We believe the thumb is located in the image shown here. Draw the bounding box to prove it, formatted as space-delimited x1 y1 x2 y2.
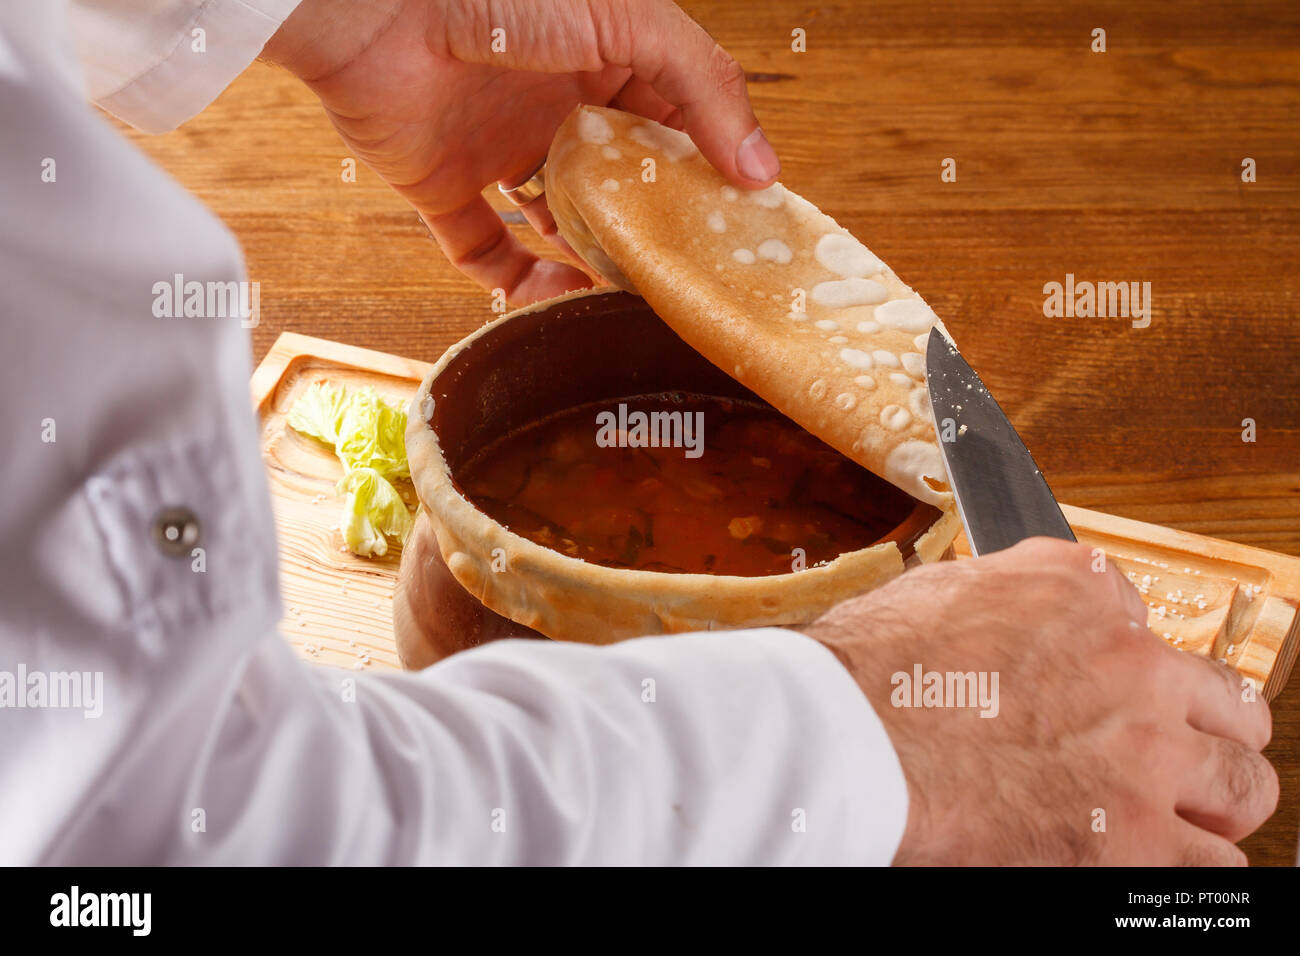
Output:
602 0 780 187
448 0 781 188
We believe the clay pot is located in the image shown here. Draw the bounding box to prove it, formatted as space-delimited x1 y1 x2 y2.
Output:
396 289 958 669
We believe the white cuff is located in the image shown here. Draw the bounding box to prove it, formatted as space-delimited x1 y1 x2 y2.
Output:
71 0 302 132
737 628 911 864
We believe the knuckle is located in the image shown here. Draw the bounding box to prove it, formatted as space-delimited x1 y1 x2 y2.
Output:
1108 569 1149 616
1096 617 1148 661
1244 693 1273 749
1223 743 1279 815
1031 548 1115 611
1137 631 1181 673
1110 625 1170 674
1220 743 1255 805
1205 656 1245 701
1019 565 1091 617
706 43 747 95
1211 739 1277 831
1181 651 1240 703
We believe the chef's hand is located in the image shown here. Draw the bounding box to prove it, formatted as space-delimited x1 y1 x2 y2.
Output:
806 537 1278 866
262 0 779 305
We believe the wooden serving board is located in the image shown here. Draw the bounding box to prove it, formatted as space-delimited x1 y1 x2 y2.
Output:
253 333 1300 699
253 333 432 674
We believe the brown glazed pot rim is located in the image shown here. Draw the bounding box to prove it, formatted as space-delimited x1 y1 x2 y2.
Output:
405 288 961 644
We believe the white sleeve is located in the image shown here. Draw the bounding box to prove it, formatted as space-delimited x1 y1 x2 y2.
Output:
52 627 907 865
68 0 302 132
0 3 909 866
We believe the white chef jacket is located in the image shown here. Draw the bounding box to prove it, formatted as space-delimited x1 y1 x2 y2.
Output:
0 0 909 864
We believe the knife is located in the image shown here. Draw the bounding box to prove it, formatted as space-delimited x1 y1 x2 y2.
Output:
925 328 1075 556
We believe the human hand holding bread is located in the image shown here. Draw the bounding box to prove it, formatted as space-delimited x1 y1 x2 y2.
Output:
263 0 780 303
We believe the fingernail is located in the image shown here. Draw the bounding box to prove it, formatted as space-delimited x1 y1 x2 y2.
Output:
736 127 780 182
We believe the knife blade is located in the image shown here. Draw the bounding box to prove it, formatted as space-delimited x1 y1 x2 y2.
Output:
925 328 1075 556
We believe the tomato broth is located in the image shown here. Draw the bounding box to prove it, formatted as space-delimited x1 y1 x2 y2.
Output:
456 393 916 577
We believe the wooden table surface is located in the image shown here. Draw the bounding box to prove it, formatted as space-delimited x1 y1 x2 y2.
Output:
111 0 1299 865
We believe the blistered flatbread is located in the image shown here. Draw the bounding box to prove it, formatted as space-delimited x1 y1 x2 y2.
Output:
546 105 952 506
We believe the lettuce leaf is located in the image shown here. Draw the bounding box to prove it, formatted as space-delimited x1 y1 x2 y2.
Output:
336 467 413 558
287 381 348 446
287 382 413 557
335 387 409 479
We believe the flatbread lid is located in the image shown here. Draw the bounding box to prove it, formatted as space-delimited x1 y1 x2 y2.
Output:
546 105 953 507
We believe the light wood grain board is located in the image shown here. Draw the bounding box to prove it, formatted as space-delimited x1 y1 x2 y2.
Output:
254 332 432 673
256 332 1299 699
